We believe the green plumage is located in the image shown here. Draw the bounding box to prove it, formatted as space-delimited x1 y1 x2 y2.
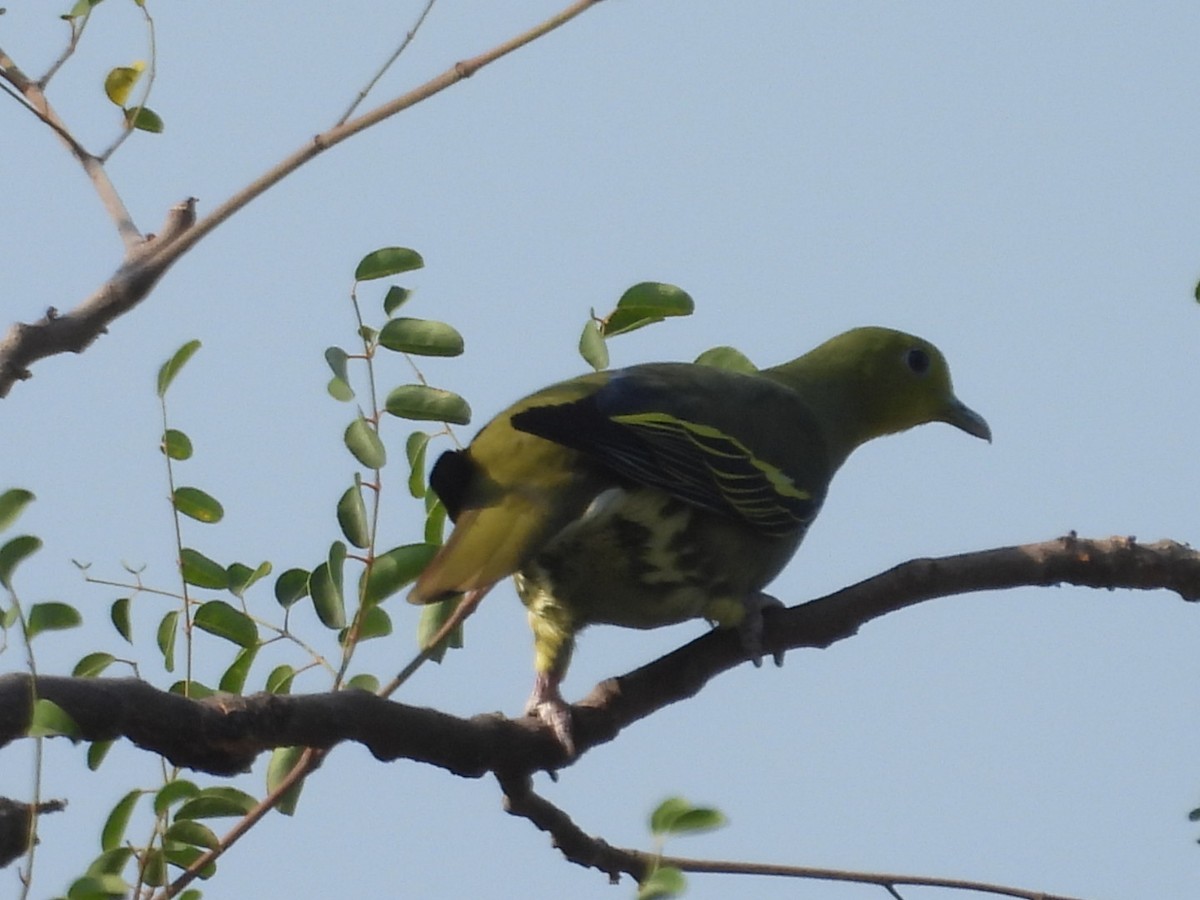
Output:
409 326 990 751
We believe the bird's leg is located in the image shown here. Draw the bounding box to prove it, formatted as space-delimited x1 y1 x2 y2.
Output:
524 672 575 756
739 591 786 667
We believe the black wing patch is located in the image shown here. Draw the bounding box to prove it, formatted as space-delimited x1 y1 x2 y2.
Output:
511 393 816 536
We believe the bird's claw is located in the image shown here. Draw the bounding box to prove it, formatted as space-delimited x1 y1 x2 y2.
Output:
739 591 786 667
525 673 576 756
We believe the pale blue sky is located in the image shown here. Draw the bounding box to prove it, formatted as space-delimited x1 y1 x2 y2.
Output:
4 2 1200 898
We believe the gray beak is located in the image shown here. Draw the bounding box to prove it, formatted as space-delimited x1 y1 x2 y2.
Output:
943 398 992 443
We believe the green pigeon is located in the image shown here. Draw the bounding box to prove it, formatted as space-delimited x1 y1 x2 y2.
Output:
409 326 990 752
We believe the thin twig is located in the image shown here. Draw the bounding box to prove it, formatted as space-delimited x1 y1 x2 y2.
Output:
336 0 439 125
38 10 89 88
0 45 141 246
0 0 605 398
498 776 1087 900
655 855 1085 900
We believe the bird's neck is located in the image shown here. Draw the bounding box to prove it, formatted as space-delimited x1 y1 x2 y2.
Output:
761 351 899 465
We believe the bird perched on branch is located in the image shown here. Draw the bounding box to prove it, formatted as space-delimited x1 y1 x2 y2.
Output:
409 326 990 753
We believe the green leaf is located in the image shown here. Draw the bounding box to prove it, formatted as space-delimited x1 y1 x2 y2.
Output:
327 375 355 402
346 673 379 692
650 796 691 835
166 819 220 854
172 487 224 524
378 318 464 357
87 739 114 770
638 866 686 900
325 346 349 380
266 746 307 816
326 347 354 400
666 806 727 835
273 568 310 608
153 779 199 816
227 560 272 599
169 680 213 699
103 61 144 107
364 543 438 605
68 873 131 899
578 317 610 371
161 428 193 460
355 247 424 281
385 385 471 425
127 105 164 133
310 560 345 630
176 786 257 820
418 595 464 662
73 651 115 678
28 698 80 739
85 847 134 878
344 605 391 644
693 345 758 374
649 796 727 835
157 610 178 672
27 601 82 638
404 431 430 498
194 600 258 649
383 286 411 316
337 481 370 549
344 417 386 468
602 282 694 337
219 645 259 694
424 497 447 545
0 488 35 532
163 851 215 883
101 789 141 852
0 534 41 589
265 664 295 694
111 597 132 643
180 547 229 589
141 848 167 886
157 340 201 397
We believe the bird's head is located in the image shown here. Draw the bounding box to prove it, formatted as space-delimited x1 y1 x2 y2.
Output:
767 326 991 451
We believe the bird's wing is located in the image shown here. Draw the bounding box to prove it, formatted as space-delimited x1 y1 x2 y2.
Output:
510 364 828 536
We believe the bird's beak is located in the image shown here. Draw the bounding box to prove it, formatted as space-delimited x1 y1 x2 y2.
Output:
943 398 992 443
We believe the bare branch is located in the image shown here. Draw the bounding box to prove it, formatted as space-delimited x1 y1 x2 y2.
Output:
655 856 1086 900
0 45 141 246
336 0 439 125
0 0 605 398
497 775 1087 899
0 199 195 395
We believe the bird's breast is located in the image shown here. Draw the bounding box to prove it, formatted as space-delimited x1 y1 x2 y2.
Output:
514 486 805 631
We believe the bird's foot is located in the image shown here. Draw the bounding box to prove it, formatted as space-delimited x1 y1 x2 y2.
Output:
739 591 786 668
524 672 576 756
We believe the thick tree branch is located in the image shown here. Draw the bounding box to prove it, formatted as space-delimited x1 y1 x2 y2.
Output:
0 536 1193 778
0 0 605 398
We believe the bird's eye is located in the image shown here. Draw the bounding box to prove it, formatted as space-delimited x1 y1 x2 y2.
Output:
905 347 931 376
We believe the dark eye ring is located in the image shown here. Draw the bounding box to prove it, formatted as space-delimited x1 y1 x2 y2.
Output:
905 347 931 376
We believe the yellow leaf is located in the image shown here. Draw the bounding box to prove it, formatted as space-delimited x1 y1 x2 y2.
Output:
104 60 146 107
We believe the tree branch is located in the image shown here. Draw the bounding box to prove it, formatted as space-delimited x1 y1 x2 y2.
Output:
0 536 1193 777
0 0 605 398
496 775 1087 899
0 45 141 246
